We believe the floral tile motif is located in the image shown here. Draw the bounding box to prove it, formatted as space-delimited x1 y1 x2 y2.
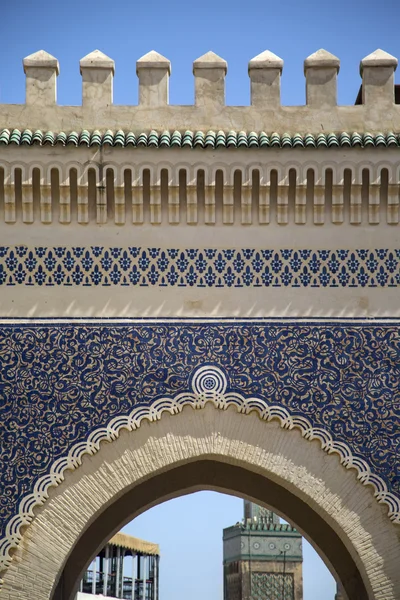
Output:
0 246 399 287
0 319 399 554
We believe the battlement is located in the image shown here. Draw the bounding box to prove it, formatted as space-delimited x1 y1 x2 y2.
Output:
1 48 399 133
0 48 399 229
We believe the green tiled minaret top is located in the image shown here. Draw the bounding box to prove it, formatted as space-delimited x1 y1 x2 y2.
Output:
243 501 280 526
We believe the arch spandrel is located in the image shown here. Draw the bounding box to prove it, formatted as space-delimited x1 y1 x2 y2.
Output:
0 324 399 600
1 403 398 600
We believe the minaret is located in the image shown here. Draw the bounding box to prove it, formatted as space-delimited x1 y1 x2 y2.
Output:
223 501 303 600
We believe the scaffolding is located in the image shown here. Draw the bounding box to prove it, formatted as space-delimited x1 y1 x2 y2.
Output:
78 532 160 600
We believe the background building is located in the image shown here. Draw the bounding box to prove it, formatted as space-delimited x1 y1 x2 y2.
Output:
77 532 159 600
223 502 303 600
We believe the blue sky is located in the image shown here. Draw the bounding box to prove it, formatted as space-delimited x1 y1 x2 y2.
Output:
3 1 397 598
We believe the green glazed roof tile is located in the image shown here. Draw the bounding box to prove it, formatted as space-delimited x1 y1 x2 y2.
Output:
374 133 386 147
56 132 67 145
0 128 399 150
248 131 258 148
205 130 216 147
363 133 374 147
270 132 281 147
43 131 55 145
351 132 363 146
237 131 248 147
125 132 136 146
281 133 292 148
0 129 10 144
386 132 398 147
148 130 159 147
32 130 43 145
136 132 148 146
327 133 339 147
216 130 226 148
226 131 237 147
258 132 270 147
10 129 22 144
90 130 102 146
21 129 33 145
182 130 194 148
79 130 90 146
159 131 171 147
193 131 205 147
316 133 328 147
292 133 304 148
102 130 114 146
340 132 351 146
67 131 79 145
114 130 126 147
304 133 316 147
170 130 182 147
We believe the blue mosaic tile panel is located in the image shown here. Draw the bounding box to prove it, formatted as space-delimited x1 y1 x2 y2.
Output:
0 320 399 544
0 246 400 287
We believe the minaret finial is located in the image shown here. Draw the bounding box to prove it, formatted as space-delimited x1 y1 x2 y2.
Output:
243 500 279 525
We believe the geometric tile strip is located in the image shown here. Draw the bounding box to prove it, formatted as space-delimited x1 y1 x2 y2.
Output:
0 349 399 578
1 246 400 288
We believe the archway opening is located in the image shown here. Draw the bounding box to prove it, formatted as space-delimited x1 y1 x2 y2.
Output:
78 490 338 600
53 460 366 600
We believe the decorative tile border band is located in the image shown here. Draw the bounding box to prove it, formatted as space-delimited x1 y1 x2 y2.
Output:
0 364 398 578
1 246 400 288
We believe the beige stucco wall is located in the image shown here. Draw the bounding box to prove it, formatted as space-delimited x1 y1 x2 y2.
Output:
0 145 399 319
1 95 400 135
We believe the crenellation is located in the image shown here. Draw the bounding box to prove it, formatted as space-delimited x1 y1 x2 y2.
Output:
248 50 283 108
136 50 171 107
304 49 340 108
0 48 399 229
193 51 227 108
23 50 59 107
79 50 115 109
360 49 398 107
0 48 397 133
